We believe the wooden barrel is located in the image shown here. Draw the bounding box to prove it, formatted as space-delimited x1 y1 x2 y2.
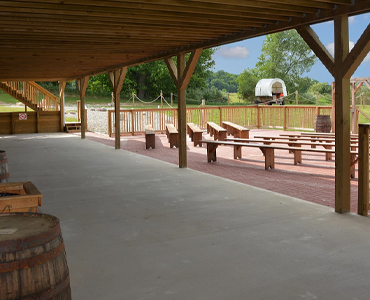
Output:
0 150 9 183
0 213 71 300
315 115 331 133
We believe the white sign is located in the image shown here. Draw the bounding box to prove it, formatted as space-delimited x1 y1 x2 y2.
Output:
19 113 27 120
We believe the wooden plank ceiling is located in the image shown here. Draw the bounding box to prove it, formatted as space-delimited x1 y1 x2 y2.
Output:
0 0 369 81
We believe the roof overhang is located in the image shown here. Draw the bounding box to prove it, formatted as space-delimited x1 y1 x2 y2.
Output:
0 0 369 81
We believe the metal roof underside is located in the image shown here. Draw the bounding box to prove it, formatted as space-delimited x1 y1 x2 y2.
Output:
0 0 369 81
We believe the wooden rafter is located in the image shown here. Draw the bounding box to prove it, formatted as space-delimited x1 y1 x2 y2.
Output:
296 25 335 77
0 0 369 81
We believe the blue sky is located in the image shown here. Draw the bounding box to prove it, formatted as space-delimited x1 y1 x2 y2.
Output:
212 12 370 84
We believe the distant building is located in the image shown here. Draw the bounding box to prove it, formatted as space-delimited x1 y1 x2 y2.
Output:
255 78 287 105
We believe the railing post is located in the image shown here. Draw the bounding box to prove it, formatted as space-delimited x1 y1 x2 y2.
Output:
219 106 222 126
256 106 260 129
132 92 135 108
77 100 81 122
358 124 370 216
295 90 298 105
108 110 112 137
201 99 205 127
131 110 135 136
283 106 287 131
160 90 163 109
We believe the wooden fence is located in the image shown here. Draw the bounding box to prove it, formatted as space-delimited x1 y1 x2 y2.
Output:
0 111 61 134
108 105 340 136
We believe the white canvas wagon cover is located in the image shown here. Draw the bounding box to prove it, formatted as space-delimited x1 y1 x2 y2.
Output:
255 78 287 97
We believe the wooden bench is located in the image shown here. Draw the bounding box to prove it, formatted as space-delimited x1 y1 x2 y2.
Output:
222 121 250 139
187 123 203 147
145 124 155 149
165 123 178 148
200 139 358 177
226 137 335 160
254 135 359 150
207 122 227 141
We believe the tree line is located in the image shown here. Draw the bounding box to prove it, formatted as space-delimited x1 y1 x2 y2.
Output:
39 30 368 104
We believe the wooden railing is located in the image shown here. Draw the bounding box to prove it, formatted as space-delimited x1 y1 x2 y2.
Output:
2 81 59 111
108 105 338 136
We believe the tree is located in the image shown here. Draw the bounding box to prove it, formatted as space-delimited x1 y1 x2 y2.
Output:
255 30 317 93
208 70 238 93
85 48 216 100
308 82 332 95
236 69 259 101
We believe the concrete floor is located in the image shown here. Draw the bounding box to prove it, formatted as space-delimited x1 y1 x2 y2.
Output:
2 133 370 300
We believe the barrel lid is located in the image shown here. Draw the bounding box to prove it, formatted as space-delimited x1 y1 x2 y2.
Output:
0 213 61 251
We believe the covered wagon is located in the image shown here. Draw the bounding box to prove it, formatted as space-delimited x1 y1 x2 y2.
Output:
255 78 287 105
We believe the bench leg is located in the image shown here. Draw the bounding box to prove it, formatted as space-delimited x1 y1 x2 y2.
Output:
234 145 242 159
219 131 227 141
169 133 179 148
324 145 332 160
146 134 155 149
311 138 317 148
194 132 202 147
214 131 219 140
240 131 249 139
207 143 218 162
264 148 274 170
293 150 302 164
350 154 357 179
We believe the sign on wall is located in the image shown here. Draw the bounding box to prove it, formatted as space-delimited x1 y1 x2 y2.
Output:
19 113 27 120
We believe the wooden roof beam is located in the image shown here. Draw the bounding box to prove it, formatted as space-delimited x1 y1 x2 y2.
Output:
296 25 335 77
341 22 370 78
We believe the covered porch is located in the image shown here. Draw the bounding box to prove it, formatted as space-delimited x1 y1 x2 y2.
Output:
2 132 370 299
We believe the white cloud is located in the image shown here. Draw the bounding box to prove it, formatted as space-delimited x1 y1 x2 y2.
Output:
326 41 370 61
218 46 250 58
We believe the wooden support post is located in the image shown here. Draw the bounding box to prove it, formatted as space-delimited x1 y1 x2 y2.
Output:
331 82 335 133
59 81 66 132
295 91 298 105
362 92 365 109
108 67 127 149
76 77 89 139
334 15 351 213
351 82 357 133
358 124 370 216
165 49 203 168
297 19 370 214
177 53 187 167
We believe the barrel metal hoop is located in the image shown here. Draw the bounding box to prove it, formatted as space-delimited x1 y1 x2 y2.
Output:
0 243 65 273
0 213 61 252
22 274 70 300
